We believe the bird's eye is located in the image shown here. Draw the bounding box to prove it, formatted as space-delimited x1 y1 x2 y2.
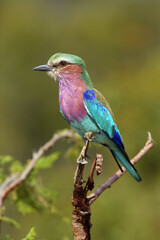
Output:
60 61 67 66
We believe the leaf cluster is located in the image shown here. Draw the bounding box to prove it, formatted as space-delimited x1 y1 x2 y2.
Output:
0 153 60 238
2 227 36 240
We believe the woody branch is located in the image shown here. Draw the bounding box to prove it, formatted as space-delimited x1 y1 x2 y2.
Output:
72 132 154 240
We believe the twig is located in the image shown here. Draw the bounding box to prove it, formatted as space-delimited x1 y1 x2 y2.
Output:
0 129 75 208
87 132 154 205
83 154 103 196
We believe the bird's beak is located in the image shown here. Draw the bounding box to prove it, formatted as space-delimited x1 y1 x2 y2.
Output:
33 64 53 71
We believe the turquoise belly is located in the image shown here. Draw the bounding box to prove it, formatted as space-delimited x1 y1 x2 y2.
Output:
70 116 117 150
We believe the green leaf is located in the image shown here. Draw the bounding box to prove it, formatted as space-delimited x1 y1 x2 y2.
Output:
22 227 36 240
35 152 60 170
16 200 36 215
26 170 38 187
37 187 57 202
0 216 20 229
0 155 14 165
9 161 23 173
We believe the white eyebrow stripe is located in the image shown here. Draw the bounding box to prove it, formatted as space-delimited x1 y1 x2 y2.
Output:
53 57 72 65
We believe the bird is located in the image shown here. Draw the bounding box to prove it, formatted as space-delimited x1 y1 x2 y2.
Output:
33 53 142 182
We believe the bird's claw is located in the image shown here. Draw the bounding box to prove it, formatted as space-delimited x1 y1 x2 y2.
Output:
76 133 94 164
84 132 95 142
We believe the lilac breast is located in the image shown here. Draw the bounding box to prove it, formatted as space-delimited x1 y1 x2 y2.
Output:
59 78 87 122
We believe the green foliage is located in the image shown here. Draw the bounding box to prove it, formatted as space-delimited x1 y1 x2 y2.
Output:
35 152 61 170
0 156 17 183
14 183 57 215
22 227 36 240
0 152 60 229
9 161 24 173
0 155 14 165
0 216 20 229
0 138 76 239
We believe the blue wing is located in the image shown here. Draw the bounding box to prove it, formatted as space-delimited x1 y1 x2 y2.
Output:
83 89 142 182
83 89 124 150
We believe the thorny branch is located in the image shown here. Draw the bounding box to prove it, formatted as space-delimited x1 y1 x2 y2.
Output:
0 129 75 208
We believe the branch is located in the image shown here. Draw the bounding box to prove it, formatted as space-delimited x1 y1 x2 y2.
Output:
72 135 93 240
87 132 154 205
72 132 154 239
74 138 90 185
0 129 75 208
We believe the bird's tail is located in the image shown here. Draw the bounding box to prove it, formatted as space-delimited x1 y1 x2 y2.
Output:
111 149 142 182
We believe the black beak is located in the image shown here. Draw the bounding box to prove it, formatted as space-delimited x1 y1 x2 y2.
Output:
33 64 53 71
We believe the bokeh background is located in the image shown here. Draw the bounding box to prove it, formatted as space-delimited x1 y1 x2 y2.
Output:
0 0 160 239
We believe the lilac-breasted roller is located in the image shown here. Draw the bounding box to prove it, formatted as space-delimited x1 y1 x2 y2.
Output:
33 53 141 182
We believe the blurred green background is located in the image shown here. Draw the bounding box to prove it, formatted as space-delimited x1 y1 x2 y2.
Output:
0 0 160 239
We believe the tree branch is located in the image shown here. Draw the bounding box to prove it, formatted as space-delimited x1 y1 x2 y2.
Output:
0 129 75 208
72 132 154 239
87 132 154 205
74 138 90 185
0 128 154 240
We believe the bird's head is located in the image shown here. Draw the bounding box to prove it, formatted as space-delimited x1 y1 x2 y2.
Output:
33 53 93 87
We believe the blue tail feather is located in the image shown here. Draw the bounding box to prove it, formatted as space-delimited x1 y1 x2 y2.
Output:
111 149 142 182
110 150 124 173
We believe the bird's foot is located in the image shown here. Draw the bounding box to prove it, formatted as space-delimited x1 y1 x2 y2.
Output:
84 132 95 142
77 132 94 164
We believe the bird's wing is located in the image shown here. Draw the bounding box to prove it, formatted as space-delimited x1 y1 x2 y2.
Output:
94 88 115 121
83 88 124 149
